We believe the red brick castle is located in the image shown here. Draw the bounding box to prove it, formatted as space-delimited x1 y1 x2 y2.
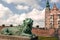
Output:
32 0 60 37
45 0 60 29
0 0 60 37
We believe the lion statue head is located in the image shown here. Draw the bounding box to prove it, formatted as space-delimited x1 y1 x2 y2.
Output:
21 18 34 37
23 18 33 27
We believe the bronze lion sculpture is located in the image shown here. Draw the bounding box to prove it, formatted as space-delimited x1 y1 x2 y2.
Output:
1 18 35 37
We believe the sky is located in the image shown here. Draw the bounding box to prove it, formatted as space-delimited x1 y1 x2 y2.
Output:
0 0 60 28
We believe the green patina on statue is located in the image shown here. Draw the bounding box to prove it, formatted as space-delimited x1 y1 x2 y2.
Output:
1 18 35 37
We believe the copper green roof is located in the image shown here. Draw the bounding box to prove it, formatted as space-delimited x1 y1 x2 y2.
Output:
46 0 50 7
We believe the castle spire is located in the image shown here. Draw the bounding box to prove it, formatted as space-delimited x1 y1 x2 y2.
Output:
53 3 58 10
45 0 50 29
46 0 50 8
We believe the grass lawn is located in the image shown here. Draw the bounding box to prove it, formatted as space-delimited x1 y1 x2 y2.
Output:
38 36 58 40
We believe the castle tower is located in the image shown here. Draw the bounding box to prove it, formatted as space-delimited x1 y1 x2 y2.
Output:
52 3 58 10
50 3 59 29
45 0 50 29
45 1 60 29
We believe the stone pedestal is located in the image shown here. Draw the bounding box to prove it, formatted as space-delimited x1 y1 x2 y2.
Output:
0 35 37 40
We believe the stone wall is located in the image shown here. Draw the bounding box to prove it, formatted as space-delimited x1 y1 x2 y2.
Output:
0 35 37 40
32 28 55 36
1 26 60 37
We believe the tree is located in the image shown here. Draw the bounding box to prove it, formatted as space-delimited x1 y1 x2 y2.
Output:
2 24 5 27
36 25 39 28
10 24 13 27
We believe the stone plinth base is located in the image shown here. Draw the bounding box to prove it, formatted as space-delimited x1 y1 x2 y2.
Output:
0 35 37 40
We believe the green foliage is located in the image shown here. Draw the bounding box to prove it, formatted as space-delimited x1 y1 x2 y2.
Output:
38 36 58 40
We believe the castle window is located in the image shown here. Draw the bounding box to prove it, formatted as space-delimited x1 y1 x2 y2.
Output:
50 21 53 28
58 20 60 24
58 14 60 19
58 16 60 19
50 15 53 19
58 25 60 28
58 20 60 28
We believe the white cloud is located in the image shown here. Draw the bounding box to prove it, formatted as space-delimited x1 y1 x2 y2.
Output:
0 4 45 27
2 0 38 4
16 5 29 10
0 4 13 25
0 4 13 18
27 8 45 27
27 9 45 21
50 0 60 3
5 9 45 27
2 0 42 10
6 14 26 26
